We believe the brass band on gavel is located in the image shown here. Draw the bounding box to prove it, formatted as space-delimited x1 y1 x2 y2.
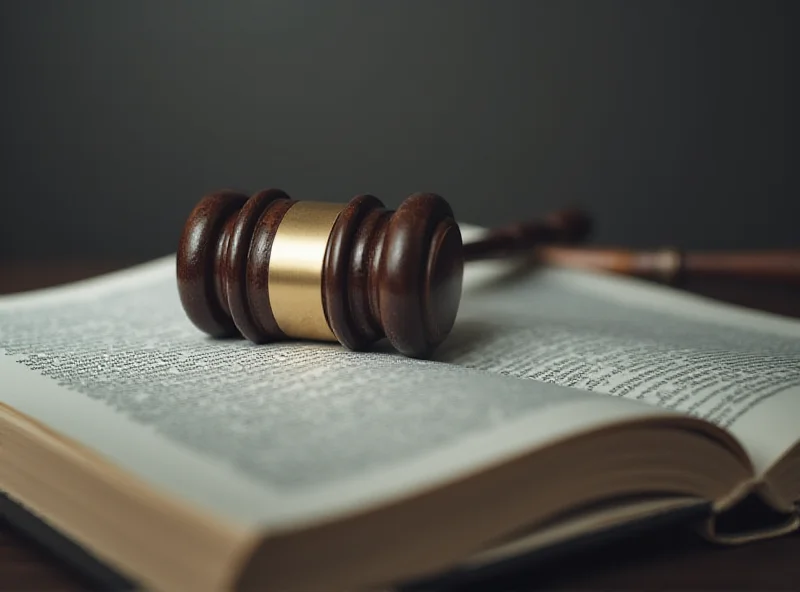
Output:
267 201 345 342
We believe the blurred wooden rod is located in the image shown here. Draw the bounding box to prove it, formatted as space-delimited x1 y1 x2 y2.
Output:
534 246 800 284
462 208 593 261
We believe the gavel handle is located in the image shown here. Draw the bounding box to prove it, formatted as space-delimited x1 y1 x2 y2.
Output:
535 246 800 284
463 207 593 261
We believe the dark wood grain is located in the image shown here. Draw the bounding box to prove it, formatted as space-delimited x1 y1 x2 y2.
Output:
1 261 799 591
536 245 800 284
177 190 467 358
461 207 593 261
224 188 291 344
375 192 462 358
323 193 387 351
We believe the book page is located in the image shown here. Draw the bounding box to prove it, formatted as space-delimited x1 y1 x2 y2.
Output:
437 253 800 474
0 258 678 529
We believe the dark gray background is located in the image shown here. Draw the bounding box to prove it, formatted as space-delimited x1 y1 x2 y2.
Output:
0 0 795 261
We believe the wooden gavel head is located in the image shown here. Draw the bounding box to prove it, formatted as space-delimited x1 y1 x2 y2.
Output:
177 189 465 358
177 189 592 358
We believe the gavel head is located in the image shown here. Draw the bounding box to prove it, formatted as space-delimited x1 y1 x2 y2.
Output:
176 189 464 358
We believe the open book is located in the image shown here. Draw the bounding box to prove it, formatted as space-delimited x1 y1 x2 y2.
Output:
1 229 799 591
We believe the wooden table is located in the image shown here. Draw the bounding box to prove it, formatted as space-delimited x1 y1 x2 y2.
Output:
1 261 799 591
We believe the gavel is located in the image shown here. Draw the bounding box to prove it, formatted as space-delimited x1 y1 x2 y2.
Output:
177 189 798 358
176 189 591 358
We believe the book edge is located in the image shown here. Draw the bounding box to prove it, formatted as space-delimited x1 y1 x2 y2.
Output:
0 490 138 590
398 501 713 590
1 489 711 592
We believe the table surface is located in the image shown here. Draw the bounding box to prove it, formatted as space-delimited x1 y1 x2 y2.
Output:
1 260 799 591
